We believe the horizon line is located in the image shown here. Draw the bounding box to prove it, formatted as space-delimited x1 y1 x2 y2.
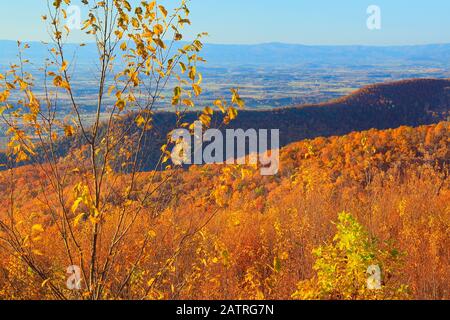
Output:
0 39 450 48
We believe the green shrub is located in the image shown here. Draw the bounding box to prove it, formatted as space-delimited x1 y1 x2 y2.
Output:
292 212 410 300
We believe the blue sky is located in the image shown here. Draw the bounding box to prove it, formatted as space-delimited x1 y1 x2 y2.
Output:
0 0 449 45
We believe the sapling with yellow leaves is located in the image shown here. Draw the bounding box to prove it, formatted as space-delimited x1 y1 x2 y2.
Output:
0 0 242 300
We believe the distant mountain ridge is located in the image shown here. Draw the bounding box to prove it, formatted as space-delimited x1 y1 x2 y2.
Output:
199 42 450 66
1 40 450 66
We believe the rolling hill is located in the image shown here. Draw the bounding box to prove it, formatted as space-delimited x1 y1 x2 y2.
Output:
110 78 450 170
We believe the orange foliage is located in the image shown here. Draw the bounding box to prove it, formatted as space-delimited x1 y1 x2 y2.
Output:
0 122 449 300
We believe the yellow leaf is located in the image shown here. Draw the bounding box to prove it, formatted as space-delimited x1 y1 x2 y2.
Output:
214 100 225 113
228 107 238 120
16 150 29 162
123 0 131 11
146 1 156 12
71 197 83 213
41 279 51 288
116 99 126 111
182 99 194 107
61 60 68 72
32 224 44 233
199 114 210 127
64 124 75 137
107 85 115 96
53 76 70 90
153 24 164 36
188 66 196 81
179 62 186 73
154 38 166 49
32 250 44 256
174 33 182 41
158 5 168 18
204 106 213 115
135 115 146 127
192 84 202 96
73 213 86 227
231 89 245 108
147 278 155 286
131 18 139 28
89 216 101 225
19 80 28 91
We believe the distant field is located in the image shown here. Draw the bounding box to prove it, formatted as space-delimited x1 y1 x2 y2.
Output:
0 63 449 143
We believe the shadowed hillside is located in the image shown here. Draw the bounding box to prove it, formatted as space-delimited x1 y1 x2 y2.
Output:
227 78 450 141
118 78 450 170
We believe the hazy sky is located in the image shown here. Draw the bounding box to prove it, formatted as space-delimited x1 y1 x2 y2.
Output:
0 0 449 45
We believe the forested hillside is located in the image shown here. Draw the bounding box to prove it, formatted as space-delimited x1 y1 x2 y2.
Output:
1 122 448 299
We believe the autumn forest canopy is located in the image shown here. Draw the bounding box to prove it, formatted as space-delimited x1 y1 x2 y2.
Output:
0 0 448 302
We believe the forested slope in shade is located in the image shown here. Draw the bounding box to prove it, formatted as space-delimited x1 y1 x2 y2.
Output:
21 78 448 171
1 122 448 299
